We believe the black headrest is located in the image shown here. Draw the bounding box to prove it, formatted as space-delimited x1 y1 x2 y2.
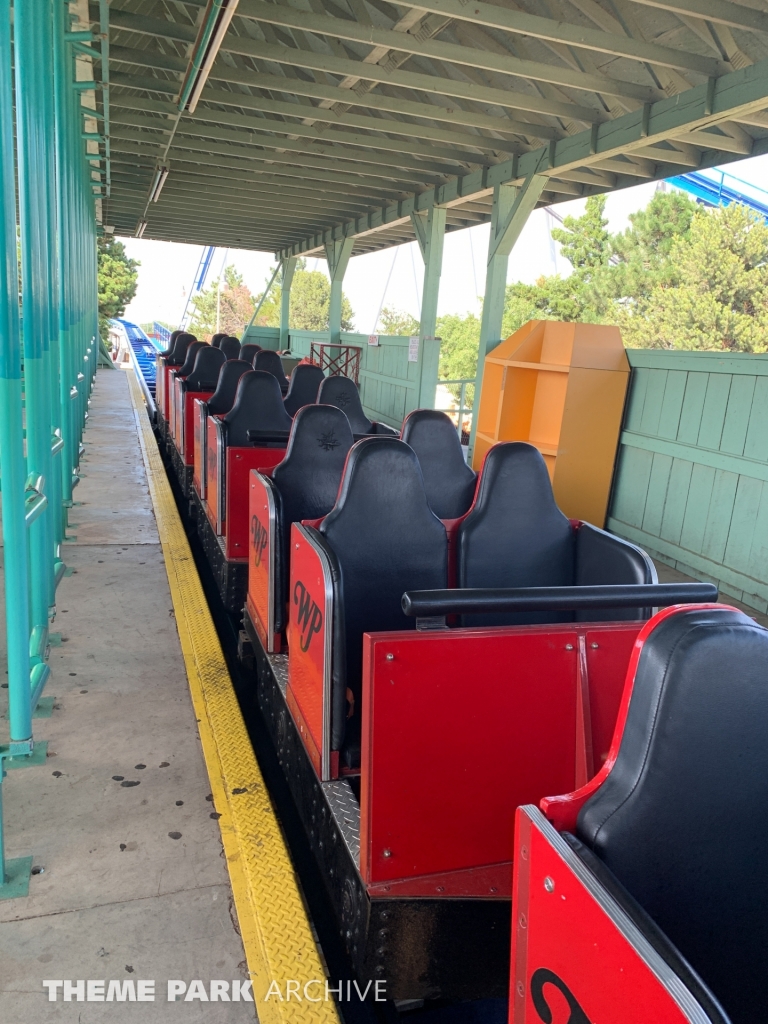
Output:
577 606 768 1022
254 349 289 388
283 364 325 417
239 343 261 363
206 359 252 416
220 336 241 361
184 346 226 391
316 376 372 434
319 438 448 755
176 340 206 376
273 405 354 525
222 370 293 447
167 331 196 366
161 328 182 357
401 409 477 519
210 333 226 348
457 442 573 625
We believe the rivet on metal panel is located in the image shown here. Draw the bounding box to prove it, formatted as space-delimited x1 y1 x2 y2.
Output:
544 876 555 892
382 848 392 858
385 653 394 661
565 643 574 650
591 642 599 649
519 913 527 929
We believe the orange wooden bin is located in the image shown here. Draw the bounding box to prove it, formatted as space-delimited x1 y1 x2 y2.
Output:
472 320 630 527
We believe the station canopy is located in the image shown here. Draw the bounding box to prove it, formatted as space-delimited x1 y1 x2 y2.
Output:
96 0 768 258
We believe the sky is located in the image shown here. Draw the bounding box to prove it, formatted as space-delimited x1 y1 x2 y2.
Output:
121 154 768 334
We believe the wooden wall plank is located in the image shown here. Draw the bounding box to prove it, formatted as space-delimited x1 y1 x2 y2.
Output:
679 463 715 556
642 453 673 538
659 458 694 547
697 373 732 450
720 375 756 456
657 370 687 440
610 446 653 529
638 368 667 436
677 372 708 445
700 469 739 564
724 476 763 576
744 377 768 463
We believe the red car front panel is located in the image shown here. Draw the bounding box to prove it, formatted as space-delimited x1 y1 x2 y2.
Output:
246 470 282 653
224 446 285 560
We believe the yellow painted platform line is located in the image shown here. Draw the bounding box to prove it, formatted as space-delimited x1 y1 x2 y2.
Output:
127 371 340 1024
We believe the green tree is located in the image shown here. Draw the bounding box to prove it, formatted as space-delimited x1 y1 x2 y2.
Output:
188 265 256 338
377 306 419 336
436 311 482 406
611 189 698 304
98 237 139 341
621 203 768 352
251 259 355 333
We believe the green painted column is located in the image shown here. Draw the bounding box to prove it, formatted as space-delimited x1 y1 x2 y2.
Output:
411 206 447 342
467 174 547 460
325 238 354 345
15 0 57 631
279 256 296 350
0 0 32 748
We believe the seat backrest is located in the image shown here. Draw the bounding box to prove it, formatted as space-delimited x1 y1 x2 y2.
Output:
316 375 372 434
210 332 226 349
283 364 325 417
457 442 574 626
577 606 768 1023
221 336 241 360
176 340 205 377
239 343 261 363
161 329 182 357
401 409 476 519
222 370 293 446
254 349 289 390
167 331 196 366
272 405 354 614
206 359 252 415
184 346 226 391
319 438 448 760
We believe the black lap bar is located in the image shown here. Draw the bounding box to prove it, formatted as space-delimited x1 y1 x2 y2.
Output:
401 583 718 617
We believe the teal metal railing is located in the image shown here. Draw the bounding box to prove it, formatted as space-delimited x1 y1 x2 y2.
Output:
0 0 99 897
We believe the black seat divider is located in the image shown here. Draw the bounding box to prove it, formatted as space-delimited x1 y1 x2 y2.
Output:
239 343 262 363
175 340 205 377
401 409 476 518
166 332 196 367
220 336 241 360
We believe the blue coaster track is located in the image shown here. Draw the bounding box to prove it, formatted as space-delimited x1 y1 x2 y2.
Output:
113 317 163 413
668 168 768 222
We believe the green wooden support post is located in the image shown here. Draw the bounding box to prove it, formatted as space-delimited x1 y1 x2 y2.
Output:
467 174 547 461
279 256 296 350
325 238 354 345
411 206 447 343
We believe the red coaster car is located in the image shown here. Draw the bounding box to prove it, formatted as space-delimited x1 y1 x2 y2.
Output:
167 345 225 496
511 603 764 1024
155 331 195 441
248 434 716 1000
191 359 252 504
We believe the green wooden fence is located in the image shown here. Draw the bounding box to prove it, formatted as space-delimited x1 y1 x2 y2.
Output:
243 327 441 430
608 350 768 613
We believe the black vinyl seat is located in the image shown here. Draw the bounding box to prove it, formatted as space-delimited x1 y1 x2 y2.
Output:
283 364 325 417
269 405 354 630
210 332 226 349
239 343 262 363
166 332 196 367
401 409 476 519
161 329 182 358
220 336 241 360
206 359 252 416
315 438 448 766
182 346 226 392
254 349 290 394
457 442 654 626
316 376 398 435
575 606 768 1024
222 370 293 447
175 340 205 377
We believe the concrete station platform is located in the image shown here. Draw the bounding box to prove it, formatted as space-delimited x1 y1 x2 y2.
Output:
0 369 254 1022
